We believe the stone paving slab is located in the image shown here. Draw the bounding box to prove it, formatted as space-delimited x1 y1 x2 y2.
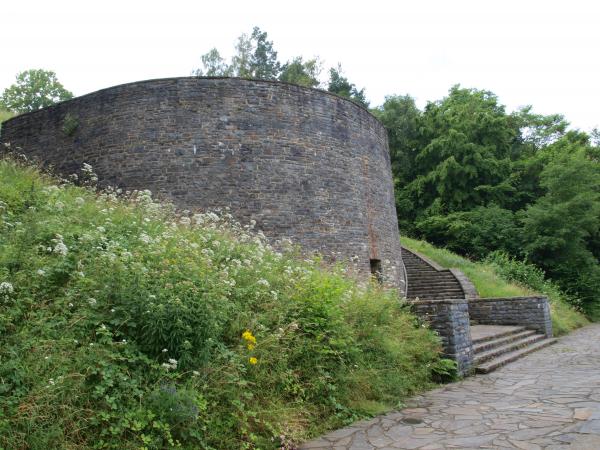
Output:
300 324 600 449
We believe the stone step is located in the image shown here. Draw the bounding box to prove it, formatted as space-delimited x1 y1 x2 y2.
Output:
408 282 462 289
408 287 463 293
475 338 558 374
470 325 527 345
407 294 465 300
407 291 464 299
473 329 538 354
407 274 457 281
474 334 547 365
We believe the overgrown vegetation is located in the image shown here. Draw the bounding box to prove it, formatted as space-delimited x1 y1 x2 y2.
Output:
0 155 444 449
402 237 588 335
376 88 600 319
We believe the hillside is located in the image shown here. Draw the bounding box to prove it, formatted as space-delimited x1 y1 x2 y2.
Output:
402 237 589 336
0 156 445 449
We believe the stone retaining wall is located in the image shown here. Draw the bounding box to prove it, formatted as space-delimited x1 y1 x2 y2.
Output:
410 299 474 375
469 296 553 337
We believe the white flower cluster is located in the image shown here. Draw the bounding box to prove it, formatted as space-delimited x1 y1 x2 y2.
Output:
51 234 68 256
0 281 14 295
81 162 99 184
161 358 178 371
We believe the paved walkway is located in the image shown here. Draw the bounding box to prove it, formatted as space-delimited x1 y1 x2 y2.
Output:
301 324 600 449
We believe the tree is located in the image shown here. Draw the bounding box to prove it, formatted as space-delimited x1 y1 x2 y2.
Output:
0 69 73 113
327 65 369 107
193 48 231 76
519 149 600 317
197 27 282 80
247 27 280 79
279 57 321 88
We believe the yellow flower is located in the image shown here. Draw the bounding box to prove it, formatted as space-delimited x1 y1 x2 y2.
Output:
249 357 258 365
241 330 256 345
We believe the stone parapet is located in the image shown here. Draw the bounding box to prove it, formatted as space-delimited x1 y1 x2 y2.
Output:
469 296 553 338
410 298 474 375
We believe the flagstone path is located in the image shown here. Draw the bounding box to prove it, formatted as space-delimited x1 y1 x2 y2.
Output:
301 324 600 449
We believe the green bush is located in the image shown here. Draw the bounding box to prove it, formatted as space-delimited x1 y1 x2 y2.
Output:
0 155 442 449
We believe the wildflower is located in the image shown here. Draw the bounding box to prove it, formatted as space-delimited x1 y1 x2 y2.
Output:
249 357 258 365
88 298 97 306
257 279 270 287
139 233 152 244
37 269 46 276
75 197 85 206
241 330 257 345
110 308 116 313
162 348 168 353
96 226 106 233
192 370 200 376
179 217 191 226
53 242 68 256
0 282 14 295
247 343 255 351
68 303 74 308
55 201 65 210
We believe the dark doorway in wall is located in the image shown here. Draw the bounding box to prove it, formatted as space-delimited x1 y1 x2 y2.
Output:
370 259 383 284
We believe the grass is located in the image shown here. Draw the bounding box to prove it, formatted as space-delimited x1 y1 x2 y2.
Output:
401 236 589 336
0 155 446 449
402 237 532 297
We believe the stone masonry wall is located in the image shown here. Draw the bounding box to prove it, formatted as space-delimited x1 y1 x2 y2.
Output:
0 77 405 290
469 296 553 337
410 299 474 375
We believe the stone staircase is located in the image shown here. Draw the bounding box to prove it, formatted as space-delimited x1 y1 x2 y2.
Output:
471 325 557 373
402 247 465 300
402 246 557 374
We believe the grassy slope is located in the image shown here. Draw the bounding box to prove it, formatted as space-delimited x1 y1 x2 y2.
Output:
0 158 444 449
402 237 589 336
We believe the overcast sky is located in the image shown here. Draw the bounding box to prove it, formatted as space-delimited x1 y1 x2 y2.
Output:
3 0 599 131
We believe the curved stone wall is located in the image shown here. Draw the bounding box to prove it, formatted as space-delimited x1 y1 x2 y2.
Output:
0 77 405 290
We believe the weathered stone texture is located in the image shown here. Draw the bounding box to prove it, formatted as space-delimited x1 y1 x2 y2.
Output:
0 77 405 290
410 299 474 375
469 296 553 337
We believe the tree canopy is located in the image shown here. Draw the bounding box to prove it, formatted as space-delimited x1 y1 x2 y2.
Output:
379 85 600 317
0 69 73 113
192 27 367 101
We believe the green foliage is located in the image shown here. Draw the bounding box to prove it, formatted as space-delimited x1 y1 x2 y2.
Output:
0 69 73 113
194 27 281 81
62 113 79 136
416 205 520 259
279 57 321 88
327 65 369 108
386 85 600 319
0 155 442 449
519 148 600 318
193 48 231 76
